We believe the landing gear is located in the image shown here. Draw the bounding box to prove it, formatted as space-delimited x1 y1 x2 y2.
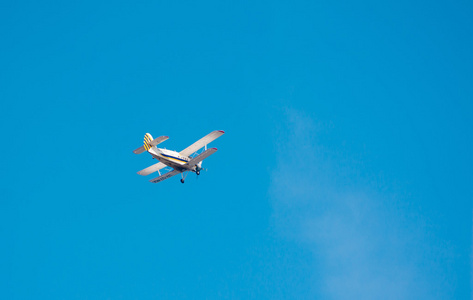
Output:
196 170 200 175
180 171 188 183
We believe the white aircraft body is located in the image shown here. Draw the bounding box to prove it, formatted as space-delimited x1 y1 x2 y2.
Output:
133 130 224 183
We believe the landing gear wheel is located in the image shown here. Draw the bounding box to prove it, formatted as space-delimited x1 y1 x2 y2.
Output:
196 170 200 175
180 179 185 183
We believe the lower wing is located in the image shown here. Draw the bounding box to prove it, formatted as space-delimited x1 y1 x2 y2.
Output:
149 169 180 183
137 162 167 176
184 148 218 168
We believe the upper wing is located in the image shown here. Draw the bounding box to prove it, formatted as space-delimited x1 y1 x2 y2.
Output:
137 162 167 176
179 130 224 157
149 169 180 183
133 135 169 154
184 148 218 167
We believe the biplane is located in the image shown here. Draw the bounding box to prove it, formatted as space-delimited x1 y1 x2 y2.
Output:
133 130 224 183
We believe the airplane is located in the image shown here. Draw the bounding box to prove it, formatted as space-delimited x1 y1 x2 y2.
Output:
133 130 224 183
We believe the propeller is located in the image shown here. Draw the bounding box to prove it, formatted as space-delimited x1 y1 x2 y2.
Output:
195 161 207 179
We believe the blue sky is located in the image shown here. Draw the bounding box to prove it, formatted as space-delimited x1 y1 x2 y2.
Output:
1 0 472 299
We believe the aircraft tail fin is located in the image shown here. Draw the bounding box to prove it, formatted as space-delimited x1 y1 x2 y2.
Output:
143 133 153 151
133 133 169 154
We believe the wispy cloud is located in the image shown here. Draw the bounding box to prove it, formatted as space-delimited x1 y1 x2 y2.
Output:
269 108 445 299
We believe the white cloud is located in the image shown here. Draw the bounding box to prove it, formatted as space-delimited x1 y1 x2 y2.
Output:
269 108 441 299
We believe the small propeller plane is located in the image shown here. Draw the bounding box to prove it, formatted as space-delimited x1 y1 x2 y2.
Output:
133 130 224 183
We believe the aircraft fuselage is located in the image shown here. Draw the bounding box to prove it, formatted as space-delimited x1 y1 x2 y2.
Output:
148 148 193 171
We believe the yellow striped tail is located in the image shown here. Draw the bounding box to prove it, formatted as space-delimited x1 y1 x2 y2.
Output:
143 133 153 151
